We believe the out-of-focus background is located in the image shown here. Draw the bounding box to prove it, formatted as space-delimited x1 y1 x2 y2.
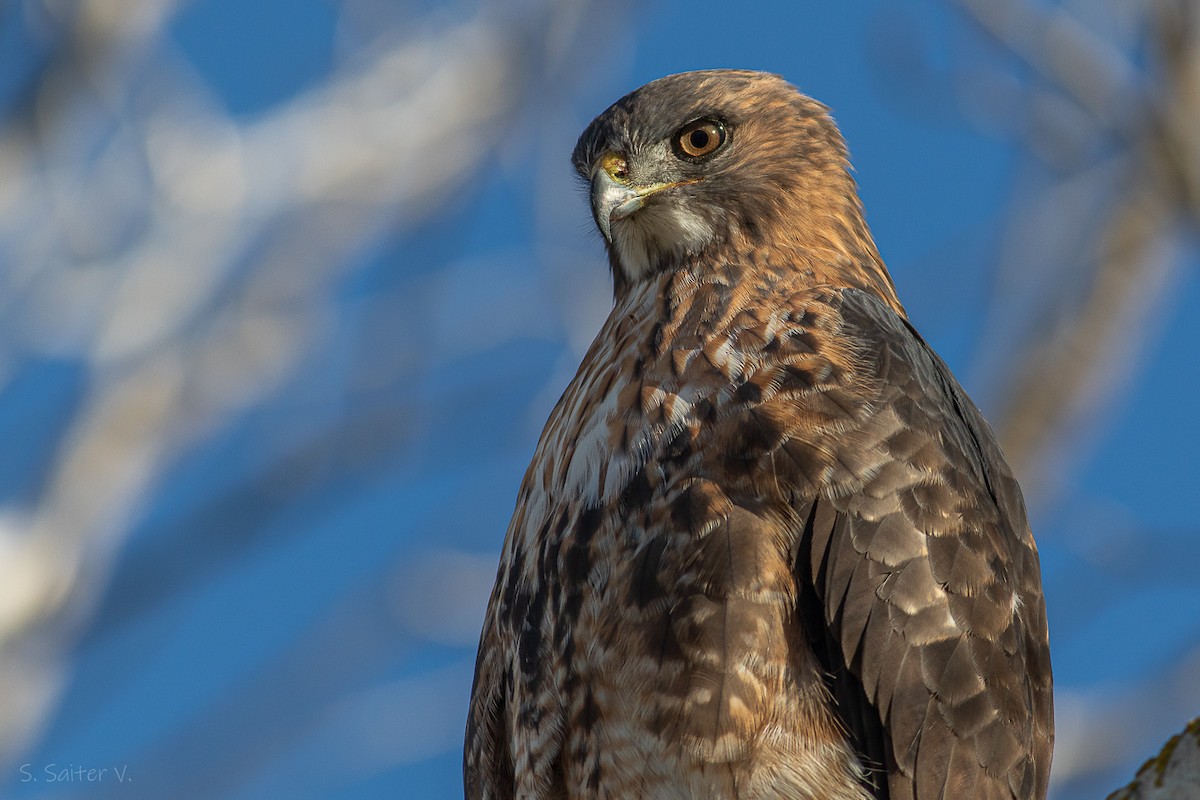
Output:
0 0 1197 798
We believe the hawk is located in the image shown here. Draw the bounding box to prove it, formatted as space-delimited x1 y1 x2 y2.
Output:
466 69 1053 800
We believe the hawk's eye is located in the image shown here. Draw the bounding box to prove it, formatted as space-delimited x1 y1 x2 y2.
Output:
673 119 727 160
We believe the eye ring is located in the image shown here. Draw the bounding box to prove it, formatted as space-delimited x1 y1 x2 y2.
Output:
673 118 727 160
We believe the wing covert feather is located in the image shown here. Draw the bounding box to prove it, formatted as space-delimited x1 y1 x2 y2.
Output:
778 289 1052 800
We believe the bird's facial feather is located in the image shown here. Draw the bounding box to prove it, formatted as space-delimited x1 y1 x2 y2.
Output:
573 70 867 293
588 153 701 243
579 132 729 286
605 185 718 284
585 139 717 282
572 70 903 311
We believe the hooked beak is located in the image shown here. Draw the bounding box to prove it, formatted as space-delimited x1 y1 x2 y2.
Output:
590 153 698 242
591 167 641 242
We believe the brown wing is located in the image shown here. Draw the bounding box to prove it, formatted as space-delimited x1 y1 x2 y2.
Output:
784 289 1053 800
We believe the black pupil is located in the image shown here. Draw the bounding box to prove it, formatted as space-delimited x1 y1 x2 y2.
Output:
689 129 710 150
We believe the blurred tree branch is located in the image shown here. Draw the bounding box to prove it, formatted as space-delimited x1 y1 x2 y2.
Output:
906 1 1200 796
949 0 1200 494
2 0 1196 797
1107 717 1200 799
872 1 1200 796
0 0 620 779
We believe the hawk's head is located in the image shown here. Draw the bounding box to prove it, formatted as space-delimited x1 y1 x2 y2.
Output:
573 70 895 307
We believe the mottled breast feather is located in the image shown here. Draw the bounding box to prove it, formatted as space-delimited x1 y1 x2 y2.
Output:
465 69 1052 800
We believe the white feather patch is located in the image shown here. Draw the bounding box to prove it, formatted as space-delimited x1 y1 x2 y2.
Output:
611 201 714 285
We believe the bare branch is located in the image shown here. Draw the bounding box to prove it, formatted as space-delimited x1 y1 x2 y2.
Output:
0 0 615 768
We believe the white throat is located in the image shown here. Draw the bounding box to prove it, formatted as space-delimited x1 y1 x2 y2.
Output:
610 203 716 283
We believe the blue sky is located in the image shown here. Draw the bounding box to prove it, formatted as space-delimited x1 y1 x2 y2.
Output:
2 1 1197 799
